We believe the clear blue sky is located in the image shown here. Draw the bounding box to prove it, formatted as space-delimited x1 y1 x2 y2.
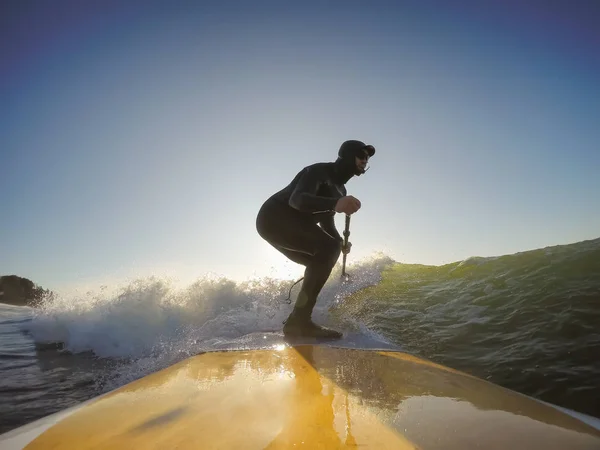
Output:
2 0 599 291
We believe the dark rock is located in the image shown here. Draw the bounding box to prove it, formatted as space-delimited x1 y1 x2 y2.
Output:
0 275 52 307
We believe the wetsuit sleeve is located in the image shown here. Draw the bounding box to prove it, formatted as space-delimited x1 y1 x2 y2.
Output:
319 215 342 241
288 167 339 213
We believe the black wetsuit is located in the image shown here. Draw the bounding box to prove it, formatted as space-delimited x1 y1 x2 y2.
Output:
256 159 355 318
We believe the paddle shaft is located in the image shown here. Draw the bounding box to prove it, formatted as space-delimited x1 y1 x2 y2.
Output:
342 214 351 277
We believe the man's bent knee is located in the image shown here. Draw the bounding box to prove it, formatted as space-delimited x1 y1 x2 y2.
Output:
318 238 342 268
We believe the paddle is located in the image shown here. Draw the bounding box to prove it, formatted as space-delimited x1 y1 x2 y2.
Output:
341 214 351 281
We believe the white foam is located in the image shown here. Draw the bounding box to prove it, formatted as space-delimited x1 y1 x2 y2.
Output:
21 254 393 389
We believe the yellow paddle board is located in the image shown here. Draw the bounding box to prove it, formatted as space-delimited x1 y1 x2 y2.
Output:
2 333 600 449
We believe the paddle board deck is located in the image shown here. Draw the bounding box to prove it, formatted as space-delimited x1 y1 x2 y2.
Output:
2 343 600 449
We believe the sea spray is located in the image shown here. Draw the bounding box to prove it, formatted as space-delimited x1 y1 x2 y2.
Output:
22 255 390 390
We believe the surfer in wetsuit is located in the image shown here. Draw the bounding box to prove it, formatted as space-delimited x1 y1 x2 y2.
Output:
256 140 375 338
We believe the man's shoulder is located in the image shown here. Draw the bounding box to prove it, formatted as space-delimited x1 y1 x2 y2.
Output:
302 161 335 174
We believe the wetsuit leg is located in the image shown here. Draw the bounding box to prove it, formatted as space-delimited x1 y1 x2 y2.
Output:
256 199 342 317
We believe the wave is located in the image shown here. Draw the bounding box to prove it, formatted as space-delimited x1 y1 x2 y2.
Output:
20 254 392 389
16 238 600 417
333 237 600 418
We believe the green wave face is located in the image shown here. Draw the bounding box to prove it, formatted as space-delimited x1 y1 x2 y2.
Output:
337 238 600 418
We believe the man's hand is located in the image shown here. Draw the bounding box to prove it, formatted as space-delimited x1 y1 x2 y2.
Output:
335 196 361 215
342 241 352 255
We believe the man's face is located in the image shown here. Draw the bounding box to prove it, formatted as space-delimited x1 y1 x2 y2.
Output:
355 150 370 172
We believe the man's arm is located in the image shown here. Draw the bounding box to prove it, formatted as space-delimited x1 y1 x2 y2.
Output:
289 166 338 213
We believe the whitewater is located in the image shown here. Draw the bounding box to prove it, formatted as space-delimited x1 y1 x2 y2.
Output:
1 238 599 434
0 255 389 433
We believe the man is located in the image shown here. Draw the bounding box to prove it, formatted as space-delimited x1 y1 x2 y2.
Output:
256 139 375 338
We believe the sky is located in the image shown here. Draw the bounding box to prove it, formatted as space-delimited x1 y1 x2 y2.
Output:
1 0 599 292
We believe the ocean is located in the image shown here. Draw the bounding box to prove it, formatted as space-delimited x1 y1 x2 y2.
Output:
1 237 599 434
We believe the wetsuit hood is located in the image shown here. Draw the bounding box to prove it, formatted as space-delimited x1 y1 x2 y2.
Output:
334 139 375 183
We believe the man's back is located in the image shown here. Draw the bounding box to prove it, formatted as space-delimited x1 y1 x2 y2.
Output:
269 162 346 218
